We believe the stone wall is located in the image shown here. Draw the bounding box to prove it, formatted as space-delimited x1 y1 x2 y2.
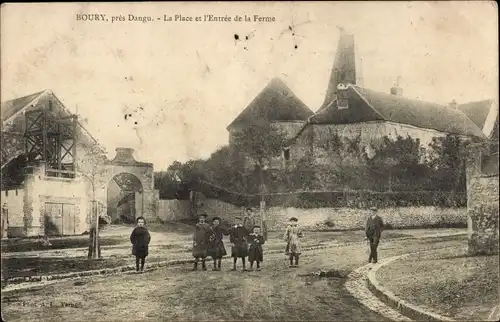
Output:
157 199 191 221
170 194 467 231
264 206 466 231
199 198 243 219
288 124 313 163
310 121 448 165
467 146 499 255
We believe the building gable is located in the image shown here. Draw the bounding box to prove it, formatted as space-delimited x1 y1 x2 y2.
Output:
310 86 383 124
1 91 46 123
1 90 105 169
457 99 494 132
227 78 313 130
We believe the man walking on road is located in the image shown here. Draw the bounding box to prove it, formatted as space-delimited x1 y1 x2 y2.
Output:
365 206 384 263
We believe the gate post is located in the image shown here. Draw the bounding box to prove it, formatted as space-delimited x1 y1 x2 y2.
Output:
1 203 8 239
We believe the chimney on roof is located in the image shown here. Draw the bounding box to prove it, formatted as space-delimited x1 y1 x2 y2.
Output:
390 76 403 96
449 99 458 109
390 86 403 96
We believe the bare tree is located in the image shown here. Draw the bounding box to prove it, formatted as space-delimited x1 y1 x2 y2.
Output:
76 142 107 259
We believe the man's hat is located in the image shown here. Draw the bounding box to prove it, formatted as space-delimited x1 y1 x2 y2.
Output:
253 225 261 229
246 207 252 211
369 206 378 211
234 217 242 220
198 213 207 217
290 217 298 222
212 216 221 222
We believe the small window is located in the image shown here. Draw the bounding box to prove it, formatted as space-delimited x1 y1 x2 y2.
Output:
338 98 349 110
337 88 349 109
283 149 290 161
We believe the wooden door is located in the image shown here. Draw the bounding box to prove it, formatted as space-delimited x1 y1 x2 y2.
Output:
62 204 76 235
45 203 63 236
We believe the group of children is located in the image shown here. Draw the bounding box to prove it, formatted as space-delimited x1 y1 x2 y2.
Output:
128 208 304 272
192 212 266 271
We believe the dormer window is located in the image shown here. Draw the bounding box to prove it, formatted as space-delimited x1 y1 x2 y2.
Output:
337 83 349 110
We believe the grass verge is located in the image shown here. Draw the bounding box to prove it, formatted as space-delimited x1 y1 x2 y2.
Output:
376 247 499 321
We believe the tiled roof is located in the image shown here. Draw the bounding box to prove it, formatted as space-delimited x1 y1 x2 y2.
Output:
227 78 313 129
309 84 485 139
353 86 486 138
457 99 494 130
1 90 45 122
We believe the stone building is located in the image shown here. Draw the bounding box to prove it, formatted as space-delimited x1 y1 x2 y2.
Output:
282 29 489 167
1 90 159 237
286 84 487 166
227 77 314 143
227 77 314 169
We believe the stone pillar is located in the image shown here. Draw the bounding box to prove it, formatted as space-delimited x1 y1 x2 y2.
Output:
140 190 159 223
135 191 143 220
23 162 45 237
467 145 500 255
1 203 8 239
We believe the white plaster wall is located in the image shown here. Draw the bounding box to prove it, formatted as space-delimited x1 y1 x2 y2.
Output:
1 189 24 227
35 176 89 234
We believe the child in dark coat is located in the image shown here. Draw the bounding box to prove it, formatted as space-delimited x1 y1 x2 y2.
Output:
207 216 230 271
192 213 213 271
230 217 249 271
248 225 265 271
130 216 151 272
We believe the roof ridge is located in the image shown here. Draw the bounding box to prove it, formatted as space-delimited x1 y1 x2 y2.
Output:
1 90 47 105
352 85 449 108
352 85 485 138
226 78 313 129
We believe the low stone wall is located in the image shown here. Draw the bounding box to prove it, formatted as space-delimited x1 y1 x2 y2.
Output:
205 202 466 231
263 206 466 231
157 199 191 222
159 197 466 231
199 198 243 218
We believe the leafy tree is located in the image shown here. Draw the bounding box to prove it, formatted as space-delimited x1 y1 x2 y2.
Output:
155 158 207 199
203 145 248 193
427 134 469 193
368 135 424 191
231 121 288 194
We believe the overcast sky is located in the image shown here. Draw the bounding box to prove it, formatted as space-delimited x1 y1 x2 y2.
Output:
1 2 498 170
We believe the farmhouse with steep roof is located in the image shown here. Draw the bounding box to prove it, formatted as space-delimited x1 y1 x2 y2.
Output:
1 90 159 238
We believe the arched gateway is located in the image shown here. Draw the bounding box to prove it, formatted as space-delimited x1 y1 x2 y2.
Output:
92 148 159 224
107 172 143 223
